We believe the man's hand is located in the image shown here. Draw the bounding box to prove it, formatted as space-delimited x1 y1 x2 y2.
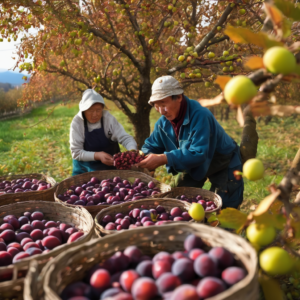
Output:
94 152 114 166
137 154 168 170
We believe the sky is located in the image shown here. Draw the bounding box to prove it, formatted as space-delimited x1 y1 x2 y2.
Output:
0 29 37 74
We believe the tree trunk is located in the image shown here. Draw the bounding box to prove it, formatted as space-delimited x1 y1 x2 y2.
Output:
240 105 259 164
131 104 152 149
128 80 153 149
225 106 229 120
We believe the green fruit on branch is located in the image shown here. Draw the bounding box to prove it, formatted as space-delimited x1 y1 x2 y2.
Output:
148 39 154 45
217 26 222 31
242 158 264 181
180 73 186 79
178 55 185 62
205 82 211 87
263 46 296 75
223 50 229 57
229 66 234 71
208 52 215 58
239 9 246 15
246 223 276 246
224 75 257 105
223 67 229 72
260 247 293 276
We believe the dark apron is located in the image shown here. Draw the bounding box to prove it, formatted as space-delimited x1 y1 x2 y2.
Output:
174 144 244 209
72 117 120 176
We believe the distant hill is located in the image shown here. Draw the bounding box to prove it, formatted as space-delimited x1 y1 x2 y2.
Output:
0 71 29 86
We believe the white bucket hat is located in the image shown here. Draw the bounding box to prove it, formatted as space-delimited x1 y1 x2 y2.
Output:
149 76 184 105
79 89 105 112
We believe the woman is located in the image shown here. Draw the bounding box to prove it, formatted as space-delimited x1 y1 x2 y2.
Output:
70 89 137 175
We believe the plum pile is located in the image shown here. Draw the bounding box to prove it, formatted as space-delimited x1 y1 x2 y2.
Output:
113 151 146 170
101 205 192 231
176 195 218 212
0 211 84 269
0 178 52 194
61 234 247 300
57 176 160 207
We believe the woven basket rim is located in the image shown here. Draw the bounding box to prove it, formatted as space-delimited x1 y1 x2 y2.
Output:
155 186 222 213
94 197 194 236
43 223 258 300
0 173 57 198
0 200 94 273
54 170 171 212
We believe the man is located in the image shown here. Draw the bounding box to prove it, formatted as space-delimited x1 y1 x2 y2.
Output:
138 76 244 209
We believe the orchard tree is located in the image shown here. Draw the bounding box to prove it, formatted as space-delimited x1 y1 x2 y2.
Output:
0 0 268 147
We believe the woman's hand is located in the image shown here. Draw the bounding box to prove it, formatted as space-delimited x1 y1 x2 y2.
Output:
137 154 167 171
94 152 114 166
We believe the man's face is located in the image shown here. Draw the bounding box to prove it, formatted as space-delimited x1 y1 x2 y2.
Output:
83 103 104 123
153 95 182 121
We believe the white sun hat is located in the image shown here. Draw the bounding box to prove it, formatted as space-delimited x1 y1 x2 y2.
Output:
149 76 184 105
79 89 105 112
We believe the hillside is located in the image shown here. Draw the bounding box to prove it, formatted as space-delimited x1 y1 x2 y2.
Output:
0 71 29 86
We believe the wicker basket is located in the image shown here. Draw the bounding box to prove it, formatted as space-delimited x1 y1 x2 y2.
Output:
54 170 171 217
154 187 222 214
0 173 57 205
0 201 94 300
40 223 258 300
94 198 193 237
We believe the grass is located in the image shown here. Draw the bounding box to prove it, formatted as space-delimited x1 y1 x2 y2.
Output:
0 100 299 213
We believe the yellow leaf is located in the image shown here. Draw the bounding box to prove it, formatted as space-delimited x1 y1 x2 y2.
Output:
244 56 264 70
214 75 231 91
274 0 300 21
259 273 284 300
218 208 247 230
254 212 285 230
264 3 283 28
252 190 281 216
224 25 284 50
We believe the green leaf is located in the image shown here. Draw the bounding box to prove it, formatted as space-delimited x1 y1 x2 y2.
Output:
224 26 284 50
259 273 285 300
217 208 247 230
254 212 285 230
274 0 300 21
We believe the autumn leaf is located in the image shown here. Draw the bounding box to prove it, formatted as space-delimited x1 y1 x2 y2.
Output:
259 273 285 300
244 57 264 70
264 3 283 28
252 190 281 217
254 212 285 230
224 26 284 50
274 0 300 21
197 94 225 108
214 75 231 90
217 208 247 230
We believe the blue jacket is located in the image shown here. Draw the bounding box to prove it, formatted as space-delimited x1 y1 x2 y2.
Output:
141 97 241 181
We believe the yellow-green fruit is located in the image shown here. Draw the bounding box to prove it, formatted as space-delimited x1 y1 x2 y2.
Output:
263 47 296 75
243 158 264 181
208 52 215 58
260 247 293 276
223 67 229 72
205 82 211 87
148 39 154 45
223 50 229 57
180 73 186 79
224 75 257 105
217 26 222 31
239 9 246 15
188 203 205 222
246 223 276 246
229 66 234 71
178 55 185 62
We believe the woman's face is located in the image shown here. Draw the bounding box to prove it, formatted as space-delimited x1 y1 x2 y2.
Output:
83 103 104 123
